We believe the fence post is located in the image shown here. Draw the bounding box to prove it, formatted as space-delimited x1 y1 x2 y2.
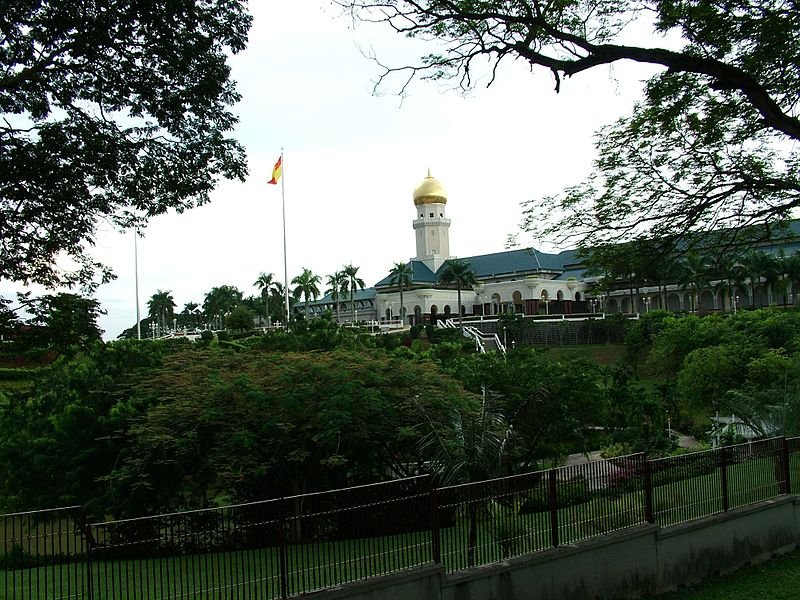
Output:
642 455 654 524
278 502 289 600
430 486 441 564
548 469 559 548
720 446 729 512
78 509 95 600
781 437 792 495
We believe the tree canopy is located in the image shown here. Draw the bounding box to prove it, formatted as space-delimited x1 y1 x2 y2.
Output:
1 0 251 288
337 0 800 248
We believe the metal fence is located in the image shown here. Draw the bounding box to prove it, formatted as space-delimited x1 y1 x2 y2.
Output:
3 438 800 598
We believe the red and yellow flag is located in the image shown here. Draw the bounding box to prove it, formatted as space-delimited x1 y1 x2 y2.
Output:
268 156 282 185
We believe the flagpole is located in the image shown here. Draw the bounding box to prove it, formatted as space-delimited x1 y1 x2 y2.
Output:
280 148 290 328
134 230 141 339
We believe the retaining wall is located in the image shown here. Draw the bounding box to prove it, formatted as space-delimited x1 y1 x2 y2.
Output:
308 496 799 600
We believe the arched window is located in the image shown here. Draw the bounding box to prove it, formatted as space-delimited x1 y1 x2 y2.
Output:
556 290 564 301
443 305 452 315
667 293 681 311
575 291 582 301
413 305 422 325
491 293 501 315
541 290 549 301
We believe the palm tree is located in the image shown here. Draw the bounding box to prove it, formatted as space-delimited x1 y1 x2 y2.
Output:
254 272 276 325
292 268 321 316
147 290 176 333
784 253 800 306
710 252 742 312
342 264 365 324
438 258 477 331
741 250 777 307
265 281 293 324
182 301 201 329
388 262 413 325
203 285 243 329
679 252 710 312
417 388 515 566
325 270 347 323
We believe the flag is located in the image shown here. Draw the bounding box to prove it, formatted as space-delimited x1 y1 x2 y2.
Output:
268 156 282 185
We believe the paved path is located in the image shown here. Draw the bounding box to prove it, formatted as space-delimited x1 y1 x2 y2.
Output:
563 431 699 467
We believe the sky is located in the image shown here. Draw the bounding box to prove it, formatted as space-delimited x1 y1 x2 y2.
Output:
5 3 665 339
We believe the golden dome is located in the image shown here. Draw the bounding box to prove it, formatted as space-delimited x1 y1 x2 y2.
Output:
413 170 447 205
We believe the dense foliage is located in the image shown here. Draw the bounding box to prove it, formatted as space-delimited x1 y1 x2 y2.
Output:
632 309 800 439
0 338 479 517
1 0 250 287
5 301 800 518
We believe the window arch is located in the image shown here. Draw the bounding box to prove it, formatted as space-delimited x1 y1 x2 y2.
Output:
491 293 501 315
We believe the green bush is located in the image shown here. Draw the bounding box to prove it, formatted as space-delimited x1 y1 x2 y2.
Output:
410 325 423 339
519 476 591 513
600 443 630 459
0 367 37 381
430 328 463 344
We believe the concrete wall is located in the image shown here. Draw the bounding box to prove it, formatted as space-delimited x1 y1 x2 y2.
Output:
306 496 800 600
439 496 799 600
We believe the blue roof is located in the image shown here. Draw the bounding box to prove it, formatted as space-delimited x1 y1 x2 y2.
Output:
441 247 581 280
373 248 585 288
374 261 436 288
307 287 376 306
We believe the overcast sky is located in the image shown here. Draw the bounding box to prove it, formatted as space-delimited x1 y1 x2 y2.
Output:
6 3 665 339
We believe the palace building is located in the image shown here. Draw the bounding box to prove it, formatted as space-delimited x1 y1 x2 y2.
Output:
306 171 800 325
308 171 595 325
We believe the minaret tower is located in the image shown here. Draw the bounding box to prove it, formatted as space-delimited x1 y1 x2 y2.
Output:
412 170 451 273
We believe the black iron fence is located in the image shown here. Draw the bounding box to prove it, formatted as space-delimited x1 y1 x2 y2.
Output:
3 438 800 598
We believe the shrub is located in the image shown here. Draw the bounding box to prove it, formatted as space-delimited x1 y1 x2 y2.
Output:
430 328 464 344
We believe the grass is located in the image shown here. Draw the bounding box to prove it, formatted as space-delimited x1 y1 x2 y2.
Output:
535 344 627 365
0 527 432 599
656 548 800 599
3 448 798 599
